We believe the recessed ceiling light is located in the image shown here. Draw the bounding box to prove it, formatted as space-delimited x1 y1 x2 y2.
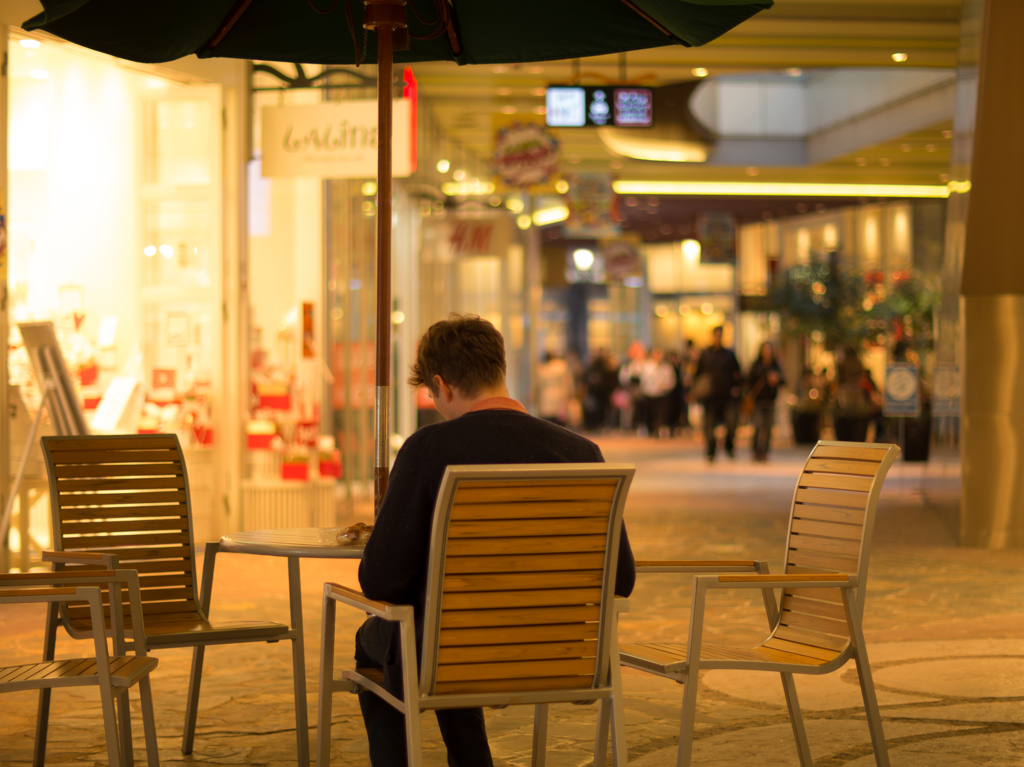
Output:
926 144 937 152
496 87 512 96
785 68 802 77
745 167 759 176
532 106 547 115
855 157 868 166
879 158 891 166
532 88 546 96
436 159 450 173
19 39 40 49
900 144 912 152
691 67 709 78
942 130 954 139
29 69 49 80
891 52 909 62
500 105 517 114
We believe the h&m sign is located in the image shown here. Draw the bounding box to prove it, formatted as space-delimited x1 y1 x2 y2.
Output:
261 99 413 179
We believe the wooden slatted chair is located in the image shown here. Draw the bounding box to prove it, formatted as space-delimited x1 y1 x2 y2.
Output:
37 434 304 763
316 463 635 767
0 569 159 767
618 441 900 767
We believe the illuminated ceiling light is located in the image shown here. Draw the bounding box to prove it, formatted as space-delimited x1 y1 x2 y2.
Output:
159 244 174 258
879 158 891 166
532 205 570 226
611 180 950 199
701 303 714 316
500 105 517 114
529 66 544 74
496 87 512 96
555 179 570 194
682 239 701 261
361 181 377 196
532 88 546 96
823 223 839 249
947 180 972 194
391 310 406 325
361 200 375 214
942 130 954 139
19 39 41 49
891 52 909 62
939 173 949 183
492 65 509 73
436 159 450 173
745 166 759 176
573 249 595 271
453 169 467 181
855 157 868 166
488 196 502 207
926 144 936 152
516 214 532 230
29 69 49 80
654 304 669 318
679 304 691 316
143 245 157 257
900 143 912 152
506 197 525 214
692 67 709 78
532 106 548 115
785 67 802 77
597 129 707 163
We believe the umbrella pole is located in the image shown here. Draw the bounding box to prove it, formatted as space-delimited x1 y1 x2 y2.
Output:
364 1 406 514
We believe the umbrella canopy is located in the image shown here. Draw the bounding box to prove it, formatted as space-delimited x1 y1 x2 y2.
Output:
24 0 773 511
25 0 772 66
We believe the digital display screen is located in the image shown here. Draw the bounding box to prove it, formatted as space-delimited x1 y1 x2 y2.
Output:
545 86 653 128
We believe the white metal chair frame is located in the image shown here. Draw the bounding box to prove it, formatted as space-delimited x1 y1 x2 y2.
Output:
0 569 159 767
316 463 636 767
38 434 306 765
618 440 900 767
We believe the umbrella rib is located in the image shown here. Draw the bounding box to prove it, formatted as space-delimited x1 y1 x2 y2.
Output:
618 0 673 39
208 0 256 49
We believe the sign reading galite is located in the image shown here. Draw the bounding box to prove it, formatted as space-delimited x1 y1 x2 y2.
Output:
261 99 413 179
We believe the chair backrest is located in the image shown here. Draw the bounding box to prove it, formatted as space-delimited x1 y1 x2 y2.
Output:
774 441 900 655
41 434 201 633
419 463 634 698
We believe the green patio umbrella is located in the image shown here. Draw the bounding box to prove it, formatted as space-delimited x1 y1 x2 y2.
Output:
24 0 773 510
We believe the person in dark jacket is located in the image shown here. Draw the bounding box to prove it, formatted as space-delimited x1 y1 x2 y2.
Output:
692 326 741 460
357 315 636 767
747 341 786 461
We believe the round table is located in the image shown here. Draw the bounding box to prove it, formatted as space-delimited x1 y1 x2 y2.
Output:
218 527 365 767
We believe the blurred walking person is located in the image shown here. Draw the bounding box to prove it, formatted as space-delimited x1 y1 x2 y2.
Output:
618 340 647 432
747 341 785 461
536 351 574 427
692 326 741 460
641 348 677 438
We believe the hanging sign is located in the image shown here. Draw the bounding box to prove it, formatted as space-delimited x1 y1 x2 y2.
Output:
493 121 560 188
883 363 920 417
261 99 413 179
563 173 621 238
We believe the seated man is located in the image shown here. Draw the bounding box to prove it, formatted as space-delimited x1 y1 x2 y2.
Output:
357 314 636 767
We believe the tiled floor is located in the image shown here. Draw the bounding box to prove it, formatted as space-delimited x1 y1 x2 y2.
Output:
2 435 1022 766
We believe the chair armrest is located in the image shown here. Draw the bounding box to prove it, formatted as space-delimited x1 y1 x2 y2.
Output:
0 586 78 599
42 550 119 568
636 559 769 574
324 583 413 622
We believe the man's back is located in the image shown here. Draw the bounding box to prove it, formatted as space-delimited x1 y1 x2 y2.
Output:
359 409 634 614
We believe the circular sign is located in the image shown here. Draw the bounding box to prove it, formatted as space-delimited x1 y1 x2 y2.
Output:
493 122 559 188
887 368 918 401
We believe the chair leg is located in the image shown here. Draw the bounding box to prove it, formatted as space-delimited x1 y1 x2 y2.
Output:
99 681 123 767
531 703 548 767
316 595 337 767
117 688 135 767
287 557 311 767
33 601 59 767
182 645 205 754
397 619 423 767
593 699 611 767
676 672 700 767
138 677 160 767
780 673 812 767
852 642 890 767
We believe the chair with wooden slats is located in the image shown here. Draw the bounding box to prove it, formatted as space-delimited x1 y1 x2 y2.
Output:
316 463 635 767
37 434 303 763
0 569 159 767
618 441 900 767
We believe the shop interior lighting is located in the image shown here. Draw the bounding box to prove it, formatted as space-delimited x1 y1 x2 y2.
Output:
391 310 406 325
681 239 701 262
701 303 714 315
436 159 450 173
891 53 909 62
654 304 669 318
19 39 41 49
361 181 377 196
679 304 691 315
785 68 802 77
516 214 532 230
572 248 595 271
555 180 570 194
453 169 467 181
441 180 496 196
158 244 174 258
505 197 525 214
612 180 950 199
692 67 709 78
29 70 49 80
143 245 157 257
488 196 503 207
532 205 569 226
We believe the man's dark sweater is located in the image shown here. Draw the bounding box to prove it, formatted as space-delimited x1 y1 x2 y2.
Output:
358 408 636 622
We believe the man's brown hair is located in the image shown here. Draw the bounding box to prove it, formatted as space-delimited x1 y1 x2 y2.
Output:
408 314 506 397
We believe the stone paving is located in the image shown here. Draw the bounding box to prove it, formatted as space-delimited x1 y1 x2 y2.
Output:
2 435 1023 766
